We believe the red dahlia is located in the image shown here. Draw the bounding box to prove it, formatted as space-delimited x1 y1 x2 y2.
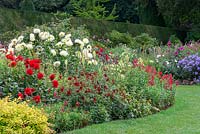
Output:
52 80 59 88
37 72 44 79
26 68 34 75
33 95 41 103
49 74 55 81
24 87 34 96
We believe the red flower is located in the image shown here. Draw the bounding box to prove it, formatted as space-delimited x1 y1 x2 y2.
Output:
93 97 97 103
9 61 17 67
74 82 80 87
24 87 34 96
60 86 64 92
26 68 34 75
33 63 40 70
67 90 72 96
33 95 41 103
68 77 72 80
6 53 15 61
37 72 44 79
64 101 68 106
76 101 80 107
52 80 59 88
18 92 24 99
16 55 24 61
49 74 55 81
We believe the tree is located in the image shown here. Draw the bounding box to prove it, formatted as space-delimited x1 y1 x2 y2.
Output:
70 0 118 21
155 0 200 30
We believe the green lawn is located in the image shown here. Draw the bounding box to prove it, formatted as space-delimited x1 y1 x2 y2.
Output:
64 85 200 134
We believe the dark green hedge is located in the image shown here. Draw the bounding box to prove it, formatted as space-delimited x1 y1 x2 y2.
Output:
70 17 177 43
0 8 58 33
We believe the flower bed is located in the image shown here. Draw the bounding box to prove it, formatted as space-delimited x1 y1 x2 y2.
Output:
0 28 176 133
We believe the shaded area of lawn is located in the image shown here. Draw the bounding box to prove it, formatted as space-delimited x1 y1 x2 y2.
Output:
64 85 200 134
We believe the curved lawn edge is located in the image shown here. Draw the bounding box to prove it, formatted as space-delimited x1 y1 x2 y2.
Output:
63 85 200 134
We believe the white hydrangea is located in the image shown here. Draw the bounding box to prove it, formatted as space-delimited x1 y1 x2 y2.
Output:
50 49 57 56
59 50 68 57
59 32 65 38
83 38 89 44
53 61 61 67
33 28 41 34
30 33 35 42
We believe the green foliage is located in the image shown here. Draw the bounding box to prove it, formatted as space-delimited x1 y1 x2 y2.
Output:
89 105 110 123
156 0 200 30
19 0 35 11
69 0 118 21
32 0 70 12
107 31 159 49
133 33 159 49
106 30 135 48
185 31 200 42
70 17 176 43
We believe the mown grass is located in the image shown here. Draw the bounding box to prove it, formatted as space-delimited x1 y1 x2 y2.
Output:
64 85 200 134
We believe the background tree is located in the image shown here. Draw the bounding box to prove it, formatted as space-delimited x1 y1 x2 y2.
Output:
69 0 118 21
155 0 200 30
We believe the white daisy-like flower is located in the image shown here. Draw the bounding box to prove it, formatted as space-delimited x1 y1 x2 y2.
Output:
156 55 161 58
50 49 57 56
65 34 71 39
83 38 89 44
11 39 18 45
75 39 84 46
15 43 24 52
59 32 65 38
39 32 50 40
53 61 61 67
65 39 73 46
55 42 63 47
17 36 24 43
92 59 98 65
87 45 92 52
48 35 55 42
60 50 68 57
30 33 35 42
87 52 93 59
26 43 33 50
33 28 41 34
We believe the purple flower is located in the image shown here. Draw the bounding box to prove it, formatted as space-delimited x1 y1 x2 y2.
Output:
178 46 184 51
167 40 172 47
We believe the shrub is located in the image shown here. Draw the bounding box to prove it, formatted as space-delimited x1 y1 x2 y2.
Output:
0 97 53 134
106 30 135 48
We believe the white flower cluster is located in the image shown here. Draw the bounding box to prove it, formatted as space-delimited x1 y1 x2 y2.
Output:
8 28 98 67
